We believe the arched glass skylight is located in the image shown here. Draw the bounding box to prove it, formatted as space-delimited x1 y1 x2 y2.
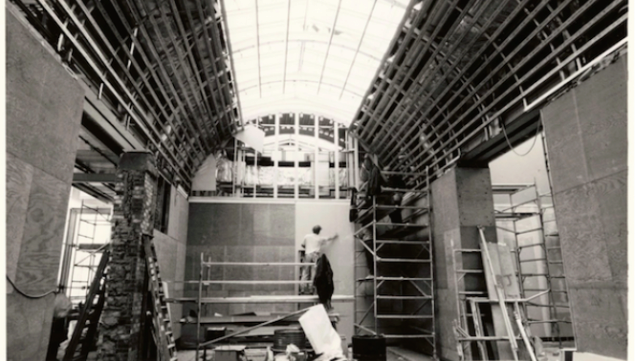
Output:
223 0 410 125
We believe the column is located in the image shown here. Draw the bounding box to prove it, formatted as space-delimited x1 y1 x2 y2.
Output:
98 151 158 361
431 166 499 360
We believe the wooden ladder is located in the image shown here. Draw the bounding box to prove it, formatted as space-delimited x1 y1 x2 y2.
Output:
63 251 109 361
144 238 178 361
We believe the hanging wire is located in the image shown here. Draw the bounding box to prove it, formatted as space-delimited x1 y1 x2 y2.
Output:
501 118 542 157
6 275 59 299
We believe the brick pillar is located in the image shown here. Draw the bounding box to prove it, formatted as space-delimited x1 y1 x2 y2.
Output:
431 166 499 361
99 151 158 361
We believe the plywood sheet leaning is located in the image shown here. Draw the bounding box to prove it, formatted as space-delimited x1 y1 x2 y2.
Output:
479 229 521 361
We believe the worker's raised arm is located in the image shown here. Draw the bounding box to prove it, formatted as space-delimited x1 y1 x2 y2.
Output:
321 233 338 247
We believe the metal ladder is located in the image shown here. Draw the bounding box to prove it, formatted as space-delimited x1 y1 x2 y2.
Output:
453 228 545 361
63 250 109 361
353 168 436 359
144 237 178 361
494 183 572 344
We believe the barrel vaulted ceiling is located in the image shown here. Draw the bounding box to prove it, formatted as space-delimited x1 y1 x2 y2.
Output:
10 0 628 190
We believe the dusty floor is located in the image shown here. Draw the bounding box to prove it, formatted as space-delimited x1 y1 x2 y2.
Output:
177 346 434 361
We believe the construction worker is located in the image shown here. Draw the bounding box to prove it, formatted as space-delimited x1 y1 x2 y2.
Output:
300 225 338 294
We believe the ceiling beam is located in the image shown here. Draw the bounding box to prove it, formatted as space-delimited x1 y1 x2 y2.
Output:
36 0 192 185
73 173 121 184
402 0 624 173
382 0 565 168
88 0 208 167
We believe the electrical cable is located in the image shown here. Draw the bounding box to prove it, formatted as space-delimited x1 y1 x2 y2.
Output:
6 275 59 299
501 118 542 157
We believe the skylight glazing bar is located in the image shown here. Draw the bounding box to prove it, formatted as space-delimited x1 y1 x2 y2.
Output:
338 0 377 99
347 0 416 128
282 0 291 93
317 0 343 94
255 0 263 98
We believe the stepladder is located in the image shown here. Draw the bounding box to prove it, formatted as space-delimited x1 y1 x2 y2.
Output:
144 237 178 361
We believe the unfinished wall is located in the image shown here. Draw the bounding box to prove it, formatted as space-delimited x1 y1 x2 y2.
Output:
186 202 297 316
431 167 498 361
5 7 85 361
295 202 355 347
541 55 627 359
153 185 189 338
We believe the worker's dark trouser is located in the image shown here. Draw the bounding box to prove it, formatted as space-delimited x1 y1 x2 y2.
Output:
363 239 375 275
300 252 320 294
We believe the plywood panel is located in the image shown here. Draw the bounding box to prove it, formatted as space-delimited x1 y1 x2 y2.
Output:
575 56 627 182
431 168 460 233
553 185 612 284
567 287 627 358
6 12 83 184
541 92 589 194
455 167 496 226
542 59 628 360
5 153 34 285
295 202 355 348
6 293 56 361
594 171 628 285
15 167 71 294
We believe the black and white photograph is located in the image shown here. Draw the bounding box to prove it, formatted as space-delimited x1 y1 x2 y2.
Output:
1 1 631 361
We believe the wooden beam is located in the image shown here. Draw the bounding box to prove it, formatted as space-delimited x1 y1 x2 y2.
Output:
73 173 121 184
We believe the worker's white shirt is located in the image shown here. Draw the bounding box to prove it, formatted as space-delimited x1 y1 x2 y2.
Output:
303 233 329 255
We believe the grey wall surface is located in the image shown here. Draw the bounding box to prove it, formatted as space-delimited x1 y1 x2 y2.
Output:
431 167 498 361
5 7 85 361
541 56 628 359
186 203 297 315
153 185 190 338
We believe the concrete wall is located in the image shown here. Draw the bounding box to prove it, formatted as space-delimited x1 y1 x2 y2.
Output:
153 185 189 338
5 7 85 361
541 56 628 359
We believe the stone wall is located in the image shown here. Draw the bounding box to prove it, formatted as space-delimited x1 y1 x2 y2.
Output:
98 152 158 361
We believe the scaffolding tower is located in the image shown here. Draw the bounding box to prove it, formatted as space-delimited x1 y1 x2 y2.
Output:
61 200 112 307
493 183 573 347
353 168 436 359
